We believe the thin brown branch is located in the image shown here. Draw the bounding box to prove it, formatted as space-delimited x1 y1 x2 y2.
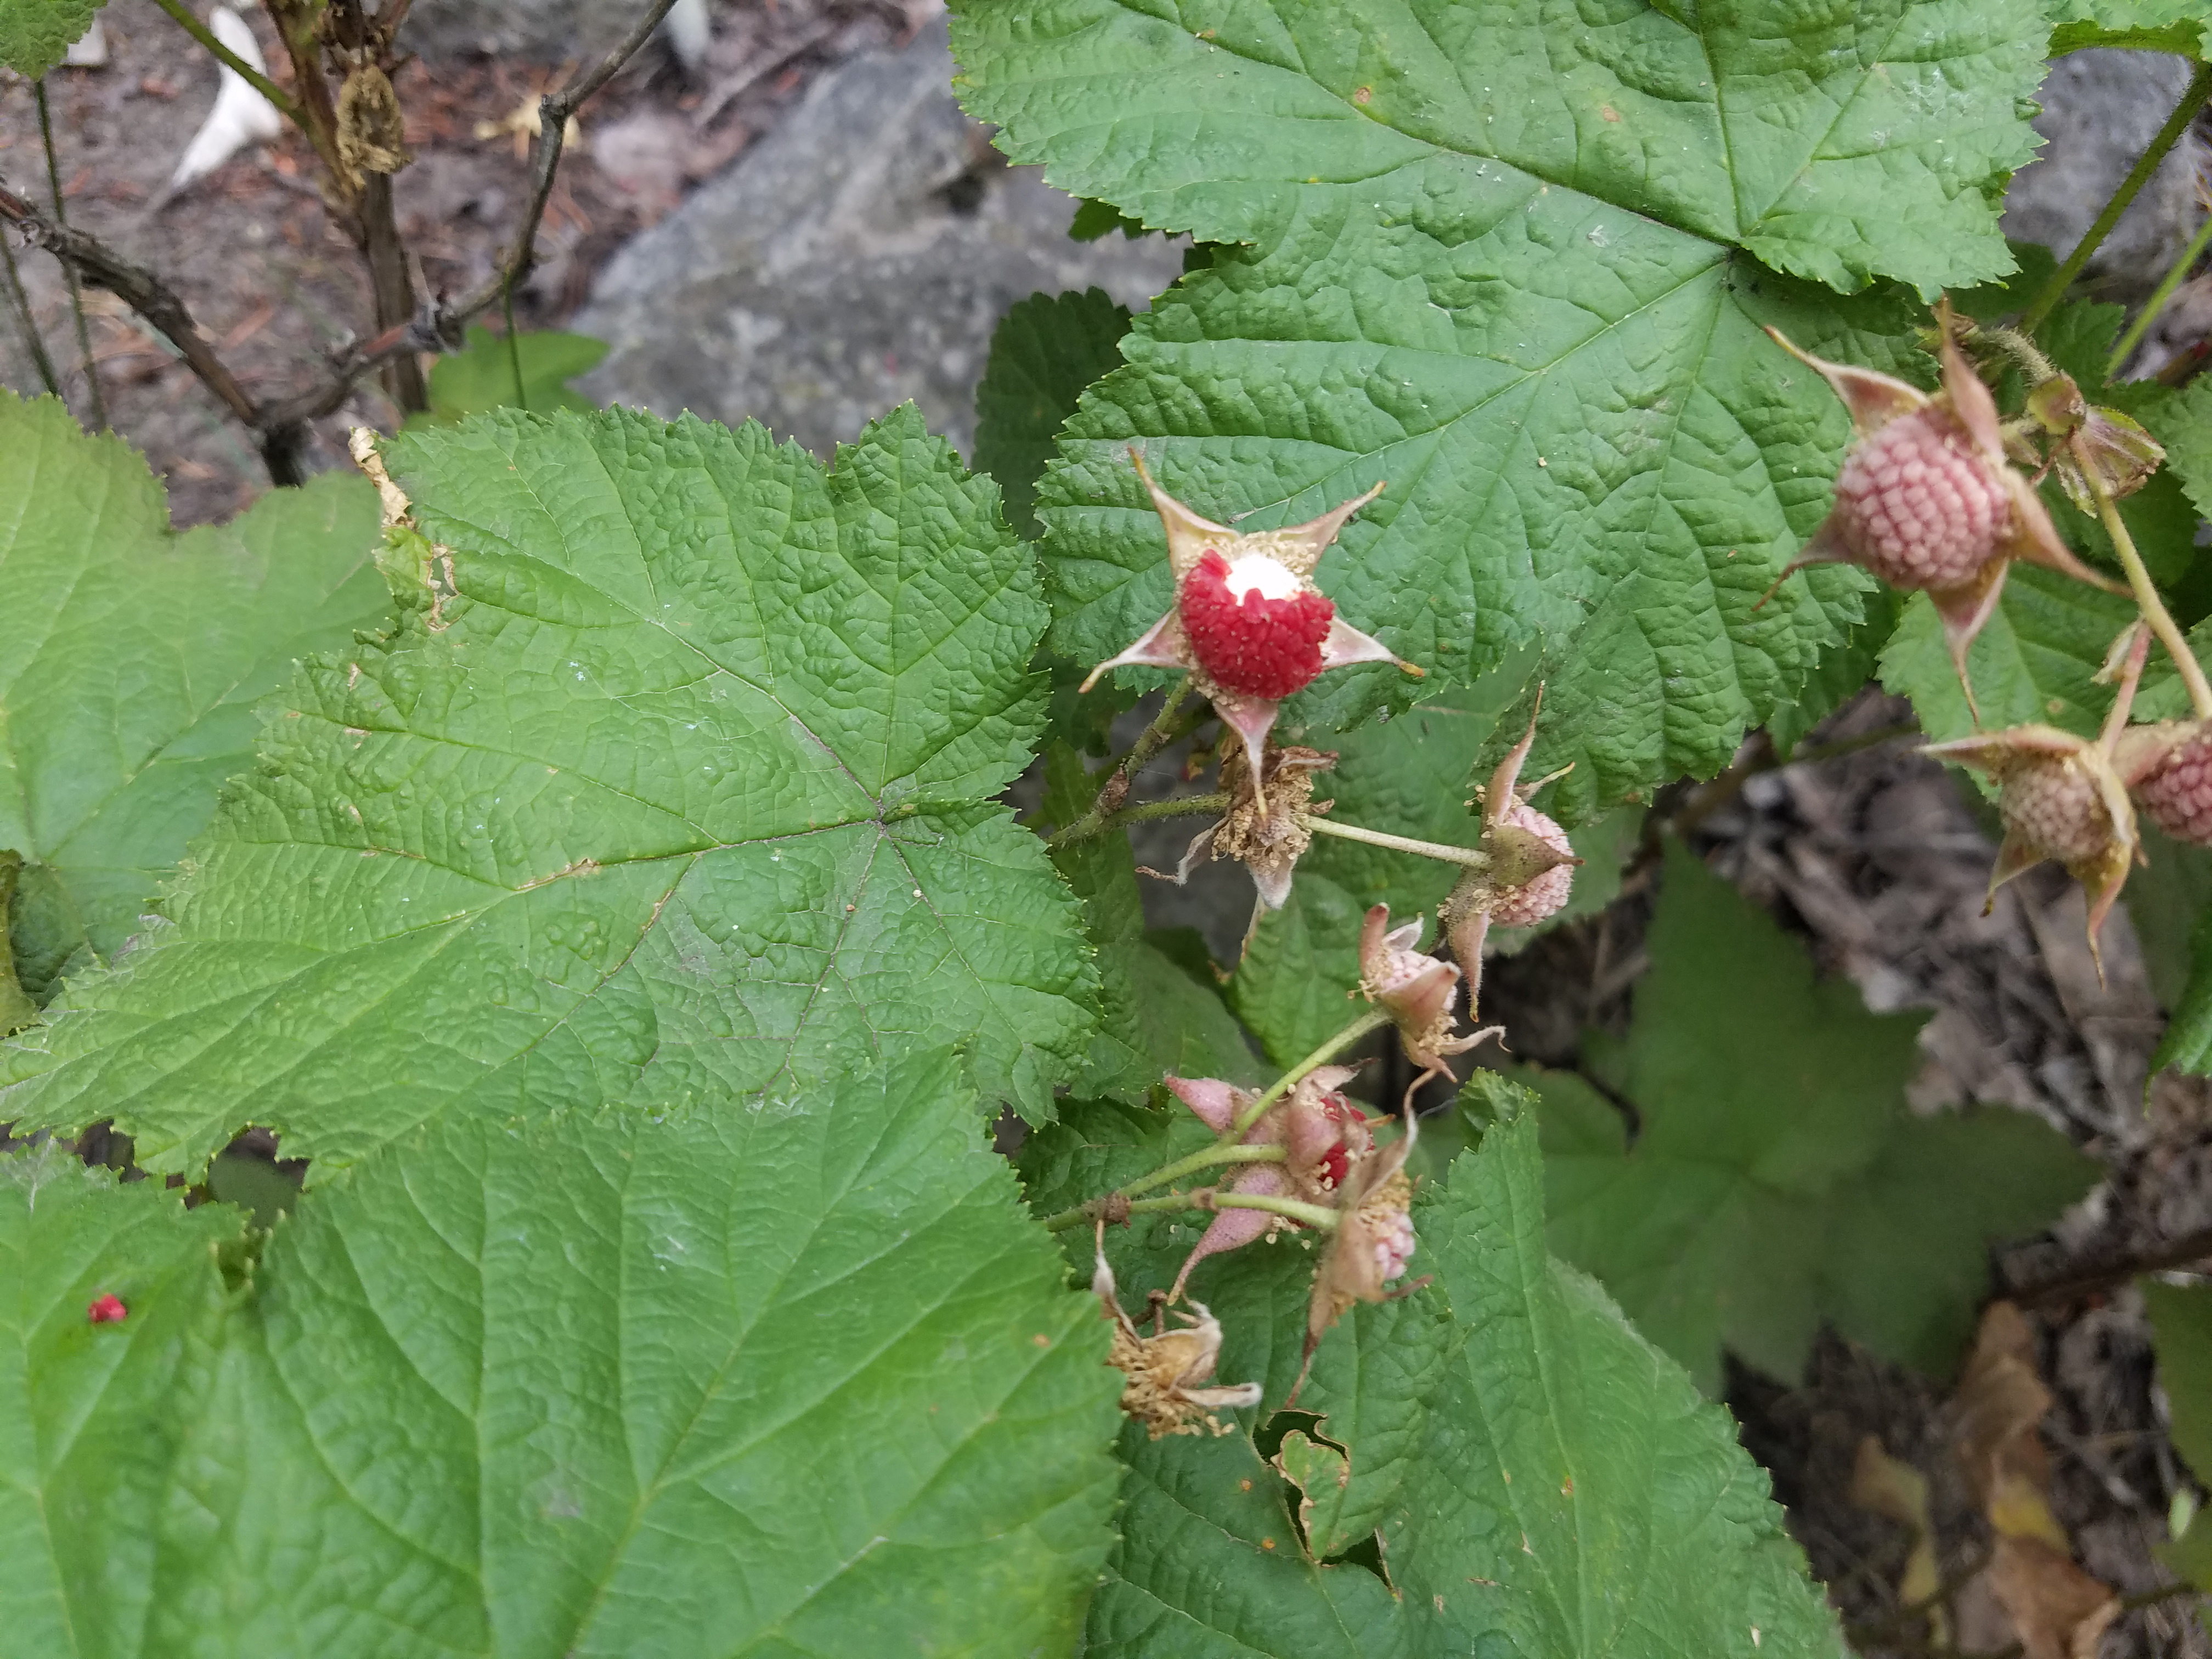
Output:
2006 1225 2212 1308
35 80 106 431
0 215 62 397
0 183 259 429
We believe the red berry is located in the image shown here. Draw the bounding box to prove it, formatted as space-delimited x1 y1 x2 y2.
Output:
2131 731 2212 844
1314 1144 1350 1191
1178 549 1335 700
2001 757 2110 863
1832 407 2011 590
1487 803 1575 926
87 1293 128 1325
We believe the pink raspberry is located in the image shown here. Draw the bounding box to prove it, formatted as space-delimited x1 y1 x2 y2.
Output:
1487 803 1575 926
1177 549 1336 700
2131 732 2212 845
1831 408 2012 591
2000 757 2111 864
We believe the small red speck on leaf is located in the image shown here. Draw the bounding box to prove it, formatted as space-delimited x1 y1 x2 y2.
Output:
88 1294 128 1325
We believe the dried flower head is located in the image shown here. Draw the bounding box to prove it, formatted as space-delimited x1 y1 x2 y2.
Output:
1153 743 1336 917
1093 1229 1262 1437
1082 452 1423 803
1924 724 2138 969
1163 1066 1369 1299
2021 370 2165 515
1765 302 2121 712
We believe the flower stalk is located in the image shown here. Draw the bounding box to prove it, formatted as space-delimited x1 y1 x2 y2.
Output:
1297 814 1489 868
2083 457 2212 720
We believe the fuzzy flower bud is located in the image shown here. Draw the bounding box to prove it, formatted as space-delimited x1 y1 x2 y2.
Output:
1081 453 1422 803
1439 693 1580 1007
1359 905 1493 1089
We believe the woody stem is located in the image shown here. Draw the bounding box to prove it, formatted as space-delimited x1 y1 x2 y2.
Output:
2085 455 2212 720
1229 1007 1393 1139
1039 1143 1289 1232
1298 814 1489 870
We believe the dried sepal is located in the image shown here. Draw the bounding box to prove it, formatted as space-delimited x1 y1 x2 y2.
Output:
1924 723 2139 971
1082 452 1421 800
1438 697 1579 1011
1359 905 1496 1095
2021 370 2165 514
1093 1228 1262 1437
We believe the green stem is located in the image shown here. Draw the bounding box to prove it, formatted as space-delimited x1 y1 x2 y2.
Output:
0 229 61 398
2087 456 2212 719
2021 60 2212 336
148 0 304 127
1298 813 1488 870
1045 792 1226 850
501 286 526 410
1039 1143 1289 1232
2107 205 2212 376
1229 1008 1392 1138
35 80 106 432
1045 676 1198 848
1212 1191 1339 1228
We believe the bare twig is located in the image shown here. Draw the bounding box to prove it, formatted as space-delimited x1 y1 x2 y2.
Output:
2006 1224 2212 1308
0 225 62 398
35 80 107 431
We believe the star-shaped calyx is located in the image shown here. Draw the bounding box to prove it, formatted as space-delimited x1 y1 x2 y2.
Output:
1082 452 1424 804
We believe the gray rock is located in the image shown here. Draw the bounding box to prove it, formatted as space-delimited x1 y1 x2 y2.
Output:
2004 49 2209 295
398 0 637 64
573 18 1186 460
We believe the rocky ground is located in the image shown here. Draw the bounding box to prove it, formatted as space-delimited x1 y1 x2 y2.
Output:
5 10 2211 1654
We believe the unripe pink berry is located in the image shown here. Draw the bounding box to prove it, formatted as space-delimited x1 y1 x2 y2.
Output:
1831 407 2011 591
1486 803 1574 926
1999 756 2112 865
2130 731 2212 845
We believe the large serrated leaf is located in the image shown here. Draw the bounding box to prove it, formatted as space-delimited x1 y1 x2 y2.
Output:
951 0 2040 816
973 288 1135 538
1 405 1097 1171
0 0 103 75
0 1144 246 1659
1534 843 2097 1389
1047 1101 1847 1657
0 392 389 1000
2049 0 2209 55
6 1049 1125 1658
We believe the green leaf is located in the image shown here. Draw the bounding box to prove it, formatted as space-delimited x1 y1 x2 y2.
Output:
1535 842 2097 1389
9 1049 1126 1657
972 289 1133 538
2149 369 2212 524
0 392 389 1000
1072 1109 1846 1657
0 1144 247 1657
1768 588 1902 758
952 0 2043 814
0 0 103 75
2049 0 2208 56
415 325 610 425
0 853 37 1035
1042 744 1258 1093
2144 1280 2212 1482
2126 825 2212 1075
1 405 1097 1171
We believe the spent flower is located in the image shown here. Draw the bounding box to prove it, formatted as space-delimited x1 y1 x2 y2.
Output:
1359 905 1497 1094
1093 1229 1262 1438
1438 696 1580 1008
1292 1108 1424 1402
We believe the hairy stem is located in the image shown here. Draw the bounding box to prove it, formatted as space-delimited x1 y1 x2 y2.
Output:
2021 60 2212 336
1045 676 1198 848
1039 1143 1289 1232
0 228 61 398
35 80 106 431
150 0 303 126
2086 454 2212 719
1211 1190 1339 1228
1229 1008 1392 1138
1299 814 1489 869
2108 205 2212 376
1044 792 1226 850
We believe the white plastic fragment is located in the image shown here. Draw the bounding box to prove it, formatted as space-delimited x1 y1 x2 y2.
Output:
64 19 107 67
662 0 710 72
168 8 284 196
